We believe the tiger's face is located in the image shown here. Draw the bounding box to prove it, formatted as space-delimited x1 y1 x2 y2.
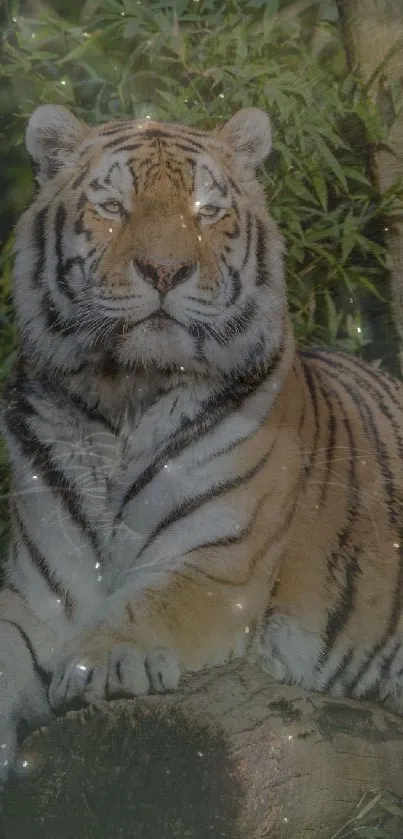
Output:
15 106 285 378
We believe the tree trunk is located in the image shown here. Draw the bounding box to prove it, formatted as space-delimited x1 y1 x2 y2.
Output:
1 662 403 839
339 0 403 373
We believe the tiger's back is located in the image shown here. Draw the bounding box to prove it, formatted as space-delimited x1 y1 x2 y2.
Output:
261 347 403 710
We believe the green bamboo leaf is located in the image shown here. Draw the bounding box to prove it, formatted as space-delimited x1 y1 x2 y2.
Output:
285 176 316 202
356 792 383 820
312 175 328 211
324 290 342 340
342 166 372 186
315 135 348 191
357 276 387 301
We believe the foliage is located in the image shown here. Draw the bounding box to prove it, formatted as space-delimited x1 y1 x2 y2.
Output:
333 790 403 839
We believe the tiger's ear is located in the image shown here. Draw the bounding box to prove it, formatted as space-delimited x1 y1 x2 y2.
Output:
219 108 272 168
26 105 89 185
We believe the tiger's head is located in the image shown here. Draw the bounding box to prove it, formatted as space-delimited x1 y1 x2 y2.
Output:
15 105 285 379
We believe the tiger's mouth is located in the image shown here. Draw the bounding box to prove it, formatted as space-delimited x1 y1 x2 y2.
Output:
143 311 173 327
101 307 187 341
132 308 184 330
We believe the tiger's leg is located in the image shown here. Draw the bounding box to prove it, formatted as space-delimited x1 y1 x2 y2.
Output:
257 612 323 689
259 611 403 715
0 590 54 784
257 610 387 698
48 594 403 714
2 407 113 721
48 566 256 710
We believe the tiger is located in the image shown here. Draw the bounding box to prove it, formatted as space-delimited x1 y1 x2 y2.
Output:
1 103 403 785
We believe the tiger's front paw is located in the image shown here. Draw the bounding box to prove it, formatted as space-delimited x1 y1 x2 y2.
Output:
48 642 181 711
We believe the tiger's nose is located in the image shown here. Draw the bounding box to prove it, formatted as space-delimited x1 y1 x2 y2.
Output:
134 259 197 294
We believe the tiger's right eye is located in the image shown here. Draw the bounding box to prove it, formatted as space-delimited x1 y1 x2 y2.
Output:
101 199 122 215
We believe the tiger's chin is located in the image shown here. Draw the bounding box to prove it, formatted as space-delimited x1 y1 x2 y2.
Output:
113 314 210 378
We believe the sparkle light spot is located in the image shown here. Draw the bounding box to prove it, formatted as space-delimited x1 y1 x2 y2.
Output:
77 663 88 672
22 760 29 768
56 598 61 605
284 817 289 823
12 17 17 22
384 226 389 232
357 326 362 333
219 93 225 98
394 542 400 549
288 735 293 741
145 114 151 120
95 561 101 569
60 80 67 86
179 365 185 371
197 750 203 757
108 227 113 233
236 602 244 610
32 474 38 481
83 31 90 38
197 235 202 242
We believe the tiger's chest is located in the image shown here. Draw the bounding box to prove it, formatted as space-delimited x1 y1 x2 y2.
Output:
29 381 265 591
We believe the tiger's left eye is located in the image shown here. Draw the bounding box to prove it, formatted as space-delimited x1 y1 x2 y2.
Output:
101 200 122 215
197 205 220 219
